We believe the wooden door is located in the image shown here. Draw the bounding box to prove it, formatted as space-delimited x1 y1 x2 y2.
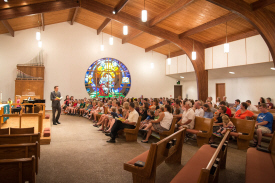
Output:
216 83 225 102
174 85 182 99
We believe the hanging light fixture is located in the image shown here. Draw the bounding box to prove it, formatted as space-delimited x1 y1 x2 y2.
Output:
224 22 229 53
151 51 154 69
101 32 104 51
167 43 171 65
141 0 147 22
192 40 196 60
109 20 114 45
38 41 42 48
36 18 41 41
123 25 128 35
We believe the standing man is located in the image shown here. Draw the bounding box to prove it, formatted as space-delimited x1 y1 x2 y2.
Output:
51 86 61 125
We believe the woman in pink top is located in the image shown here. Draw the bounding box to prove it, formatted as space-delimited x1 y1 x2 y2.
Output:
16 96 21 108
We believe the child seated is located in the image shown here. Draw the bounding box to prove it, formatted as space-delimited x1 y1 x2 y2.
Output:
214 113 236 137
139 110 155 130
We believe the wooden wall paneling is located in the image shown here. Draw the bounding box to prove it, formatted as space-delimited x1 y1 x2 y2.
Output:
15 80 44 99
1 20 14 37
155 0 230 34
17 66 45 79
8 14 39 32
0 20 8 34
179 13 238 39
206 0 275 67
148 0 194 27
178 54 187 73
228 39 246 66
44 9 75 25
205 47 213 70
75 8 106 30
122 29 143 44
246 35 270 64
213 44 227 68
0 0 79 20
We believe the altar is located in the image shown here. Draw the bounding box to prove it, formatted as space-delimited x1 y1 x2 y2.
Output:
0 104 10 124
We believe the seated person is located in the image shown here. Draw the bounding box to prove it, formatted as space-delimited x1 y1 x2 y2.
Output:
253 103 274 147
177 101 195 130
194 101 204 117
90 102 104 122
104 108 123 133
219 101 231 117
214 115 236 137
233 99 241 111
139 110 155 130
234 102 254 119
207 101 217 113
246 100 258 112
83 101 93 117
266 97 274 109
203 104 213 119
79 100 85 116
7 98 13 107
106 102 139 143
173 100 183 118
141 105 173 143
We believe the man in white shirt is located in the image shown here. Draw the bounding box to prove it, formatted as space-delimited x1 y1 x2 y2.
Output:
178 101 195 129
194 101 204 117
246 100 258 112
106 102 139 143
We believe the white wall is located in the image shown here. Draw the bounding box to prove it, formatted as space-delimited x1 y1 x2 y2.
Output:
180 75 275 105
0 22 176 110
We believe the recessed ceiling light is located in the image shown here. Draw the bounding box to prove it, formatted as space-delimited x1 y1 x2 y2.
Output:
4 0 8 2
112 10 116 14
180 76 184 78
271 67 275 70
229 72 235 74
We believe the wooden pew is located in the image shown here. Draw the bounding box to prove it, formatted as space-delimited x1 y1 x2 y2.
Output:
0 142 39 174
170 130 230 183
124 128 186 183
124 116 142 142
159 117 177 140
230 118 255 150
186 116 214 147
0 128 9 135
0 133 40 158
0 156 36 183
246 134 275 183
10 127 34 134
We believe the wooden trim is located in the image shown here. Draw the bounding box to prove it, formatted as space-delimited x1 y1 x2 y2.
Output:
212 47 213 69
1 20 14 37
206 29 259 48
168 50 186 58
122 30 143 44
0 0 80 20
97 18 111 35
71 7 79 25
250 0 275 11
179 13 238 39
145 40 170 52
148 0 194 27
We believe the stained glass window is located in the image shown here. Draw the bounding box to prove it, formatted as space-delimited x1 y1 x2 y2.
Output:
85 58 131 98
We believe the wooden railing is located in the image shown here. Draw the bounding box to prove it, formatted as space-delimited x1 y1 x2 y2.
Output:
0 113 43 137
9 103 45 119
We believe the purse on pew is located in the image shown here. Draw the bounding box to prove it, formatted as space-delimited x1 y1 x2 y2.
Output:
256 146 271 153
134 161 145 167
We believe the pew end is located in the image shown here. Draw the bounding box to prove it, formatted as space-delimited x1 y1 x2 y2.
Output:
159 117 177 140
124 116 142 142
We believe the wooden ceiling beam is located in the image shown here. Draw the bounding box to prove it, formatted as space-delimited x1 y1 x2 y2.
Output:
251 0 275 11
167 50 186 58
179 13 239 39
0 0 79 20
1 20 14 37
145 40 170 52
206 29 259 48
71 7 79 25
122 30 143 44
114 0 129 14
97 0 130 35
148 0 194 27
41 13 44 31
97 18 111 35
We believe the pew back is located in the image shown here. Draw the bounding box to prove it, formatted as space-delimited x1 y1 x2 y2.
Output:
159 117 177 140
10 127 34 135
0 156 36 183
194 116 213 132
0 128 9 135
0 142 39 174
